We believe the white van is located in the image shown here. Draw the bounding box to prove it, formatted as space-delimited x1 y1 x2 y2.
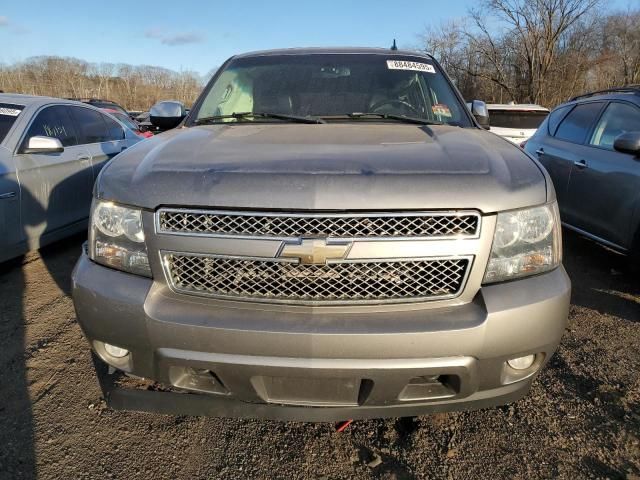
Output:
487 103 549 145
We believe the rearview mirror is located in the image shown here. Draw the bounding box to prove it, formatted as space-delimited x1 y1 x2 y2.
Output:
613 131 640 155
23 136 64 154
149 101 186 131
471 100 490 130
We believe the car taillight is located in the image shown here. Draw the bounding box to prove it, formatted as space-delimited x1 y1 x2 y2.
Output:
519 140 527 149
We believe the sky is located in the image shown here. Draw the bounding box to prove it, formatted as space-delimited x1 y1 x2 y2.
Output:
0 0 632 76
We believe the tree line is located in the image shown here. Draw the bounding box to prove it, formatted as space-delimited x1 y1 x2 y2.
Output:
418 0 640 108
0 56 205 110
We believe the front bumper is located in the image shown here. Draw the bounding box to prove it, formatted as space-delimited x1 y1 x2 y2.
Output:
72 254 570 420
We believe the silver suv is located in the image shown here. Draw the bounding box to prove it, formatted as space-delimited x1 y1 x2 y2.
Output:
72 48 570 420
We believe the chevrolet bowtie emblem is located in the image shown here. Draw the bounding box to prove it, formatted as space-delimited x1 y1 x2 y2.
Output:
280 238 351 265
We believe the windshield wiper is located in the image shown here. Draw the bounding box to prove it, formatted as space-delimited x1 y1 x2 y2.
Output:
335 112 444 125
194 112 325 125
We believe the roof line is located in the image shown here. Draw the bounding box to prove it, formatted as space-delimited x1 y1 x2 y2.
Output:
570 85 640 101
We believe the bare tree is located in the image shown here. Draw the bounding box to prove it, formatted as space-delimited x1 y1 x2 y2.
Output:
469 0 602 103
602 10 640 85
418 2 638 107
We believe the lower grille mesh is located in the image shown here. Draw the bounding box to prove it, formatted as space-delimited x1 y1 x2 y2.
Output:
164 254 470 303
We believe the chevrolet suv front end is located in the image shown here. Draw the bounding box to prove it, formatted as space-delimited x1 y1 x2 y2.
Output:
72 48 570 420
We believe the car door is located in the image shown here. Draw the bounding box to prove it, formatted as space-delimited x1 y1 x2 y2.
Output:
0 153 23 261
535 101 605 226
15 105 94 247
530 104 575 207
97 111 130 175
0 103 25 260
564 101 640 250
69 106 126 186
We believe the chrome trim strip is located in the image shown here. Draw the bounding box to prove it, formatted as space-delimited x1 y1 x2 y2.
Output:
155 208 482 241
0 191 17 200
159 250 474 306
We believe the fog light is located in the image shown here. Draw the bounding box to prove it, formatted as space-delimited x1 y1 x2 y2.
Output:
104 343 129 358
507 354 536 370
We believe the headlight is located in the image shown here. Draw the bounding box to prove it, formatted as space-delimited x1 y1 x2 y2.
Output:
483 202 561 283
89 200 151 277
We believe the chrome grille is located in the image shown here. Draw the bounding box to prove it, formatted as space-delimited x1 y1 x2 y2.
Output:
163 253 471 304
157 209 480 239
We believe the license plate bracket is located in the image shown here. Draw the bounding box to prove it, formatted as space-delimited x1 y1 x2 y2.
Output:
251 376 361 407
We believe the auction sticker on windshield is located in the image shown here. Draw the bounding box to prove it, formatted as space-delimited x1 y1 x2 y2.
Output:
386 60 436 73
0 107 22 116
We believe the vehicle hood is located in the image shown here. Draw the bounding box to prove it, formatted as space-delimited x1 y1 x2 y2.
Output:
98 123 548 212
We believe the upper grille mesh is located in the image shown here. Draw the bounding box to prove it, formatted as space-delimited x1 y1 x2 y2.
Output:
164 254 470 304
158 210 479 238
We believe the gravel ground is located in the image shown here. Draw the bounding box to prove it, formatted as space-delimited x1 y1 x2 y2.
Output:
0 230 638 480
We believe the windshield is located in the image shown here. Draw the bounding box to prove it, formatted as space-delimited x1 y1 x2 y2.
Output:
0 103 24 143
193 54 471 126
489 110 548 129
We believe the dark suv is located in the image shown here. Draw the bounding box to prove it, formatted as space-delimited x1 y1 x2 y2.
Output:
525 87 640 263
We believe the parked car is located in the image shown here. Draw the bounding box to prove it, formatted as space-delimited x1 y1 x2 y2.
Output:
127 110 144 120
101 108 153 138
487 103 549 145
131 111 161 135
69 98 129 116
72 48 570 421
525 86 640 264
133 111 149 122
0 94 142 263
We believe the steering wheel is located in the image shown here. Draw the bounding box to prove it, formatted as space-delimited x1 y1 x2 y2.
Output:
369 99 420 116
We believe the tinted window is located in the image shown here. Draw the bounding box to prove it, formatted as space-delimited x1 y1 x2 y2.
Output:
489 110 548 129
0 103 24 143
102 113 125 140
547 105 571 136
70 107 109 144
554 102 603 144
24 105 78 147
590 102 640 150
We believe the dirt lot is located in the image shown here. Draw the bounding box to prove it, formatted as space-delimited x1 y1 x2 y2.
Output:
0 230 638 480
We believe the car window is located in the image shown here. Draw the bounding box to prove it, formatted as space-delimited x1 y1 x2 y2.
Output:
547 105 571 136
24 105 78 147
0 103 25 144
70 107 109 144
589 102 640 150
488 110 548 129
554 102 603 144
110 111 139 132
101 113 125 140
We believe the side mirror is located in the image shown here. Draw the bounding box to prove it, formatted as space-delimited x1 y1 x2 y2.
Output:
149 101 186 131
23 136 64 154
613 131 640 155
471 100 490 130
